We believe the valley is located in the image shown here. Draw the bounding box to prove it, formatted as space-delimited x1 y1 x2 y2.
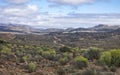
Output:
0 23 120 75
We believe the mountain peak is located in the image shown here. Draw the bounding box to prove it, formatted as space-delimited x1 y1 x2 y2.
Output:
93 24 109 29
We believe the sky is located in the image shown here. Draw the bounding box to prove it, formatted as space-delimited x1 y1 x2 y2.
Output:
0 0 120 28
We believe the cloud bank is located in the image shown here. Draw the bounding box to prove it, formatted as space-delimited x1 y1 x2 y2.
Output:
0 0 120 28
0 5 120 28
5 0 30 4
48 0 109 5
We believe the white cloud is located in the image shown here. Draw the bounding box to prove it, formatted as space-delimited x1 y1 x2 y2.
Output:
2 5 38 16
48 0 110 5
27 5 38 12
49 0 94 5
0 4 120 28
5 0 30 4
0 4 40 25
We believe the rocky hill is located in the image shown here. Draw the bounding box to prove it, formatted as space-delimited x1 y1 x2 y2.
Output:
67 24 120 33
0 23 120 34
0 23 32 33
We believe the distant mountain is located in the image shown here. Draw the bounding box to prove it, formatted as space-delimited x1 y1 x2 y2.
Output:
92 24 109 29
0 23 32 33
0 23 64 34
68 28 91 33
32 28 64 33
110 28 120 35
0 23 120 34
91 24 120 32
67 24 120 33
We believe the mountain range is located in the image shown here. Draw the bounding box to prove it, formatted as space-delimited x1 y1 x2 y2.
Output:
68 24 120 33
0 23 120 34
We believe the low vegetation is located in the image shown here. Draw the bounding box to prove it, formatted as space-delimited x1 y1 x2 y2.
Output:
0 33 120 75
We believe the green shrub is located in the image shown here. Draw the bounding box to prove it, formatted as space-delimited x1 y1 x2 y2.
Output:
62 52 71 58
59 57 69 65
28 62 37 73
42 51 50 57
41 49 56 60
110 50 120 66
100 52 111 66
0 45 11 54
85 47 101 60
100 49 120 67
74 56 88 69
22 56 28 63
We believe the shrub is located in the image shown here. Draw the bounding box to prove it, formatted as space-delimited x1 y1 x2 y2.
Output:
59 57 69 65
85 47 101 60
41 49 56 60
110 50 120 66
28 62 37 73
100 49 120 67
100 52 111 66
62 52 71 59
0 45 11 54
74 56 88 69
72 47 80 54
0 40 7 44
42 51 50 57
22 56 28 63
72 47 81 57
59 46 71 52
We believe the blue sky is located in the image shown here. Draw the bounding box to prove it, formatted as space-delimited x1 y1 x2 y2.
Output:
0 0 120 28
